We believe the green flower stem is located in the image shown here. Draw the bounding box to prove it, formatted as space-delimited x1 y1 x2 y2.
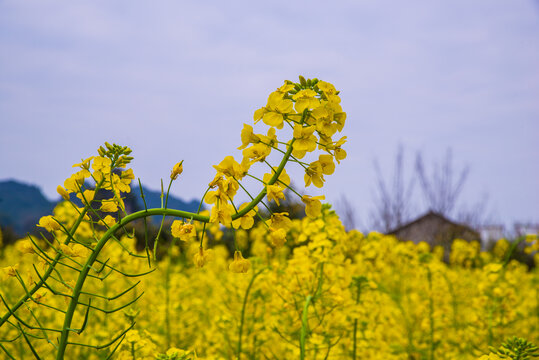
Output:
426 266 435 360
245 173 267 185
300 295 313 360
55 139 295 356
233 175 273 217
232 138 296 220
137 179 152 267
227 198 240 251
260 140 307 164
0 343 16 360
197 186 211 214
352 291 360 360
55 206 210 359
284 119 296 130
154 178 174 259
164 239 176 349
237 268 266 360
283 115 302 124
272 142 309 166
198 222 207 247
502 236 524 268
263 160 304 199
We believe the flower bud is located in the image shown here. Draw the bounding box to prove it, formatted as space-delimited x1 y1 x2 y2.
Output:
171 161 184 180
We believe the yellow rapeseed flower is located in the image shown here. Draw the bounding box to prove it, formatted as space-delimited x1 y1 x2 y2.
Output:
170 161 184 180
209 204 234 227
57 185 70 200
72 156 94 171
293 89 319 113
318 154 335 175
269 212 292 230
171 220 197 241
76 189 95 205
263 168 290 188
242 143 271 164
301 195 325 218
316 80 337 95
213 156 248 180
100 201 119 213
293 125 317 155
229 250 250 273
304 161 325 188
102 215 116 227
193 247 212 268
37 215 61 232
63 172 86 193
232 204 257 230
258 91 295 129
269 227 287 247
2 264 18 280
18 240 34 255
92 156 112 174
266 185 285 206
238 124 260 150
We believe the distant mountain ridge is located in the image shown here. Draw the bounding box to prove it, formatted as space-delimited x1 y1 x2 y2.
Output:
0 180 57 236
0 179 201 238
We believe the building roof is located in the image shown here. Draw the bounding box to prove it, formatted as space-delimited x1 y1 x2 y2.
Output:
387 210 480 246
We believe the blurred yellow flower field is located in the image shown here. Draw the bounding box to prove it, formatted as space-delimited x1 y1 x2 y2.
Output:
1 208 537 359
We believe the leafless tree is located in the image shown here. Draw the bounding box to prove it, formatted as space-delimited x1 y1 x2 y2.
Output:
456 193 491 229
415 148 469 216
370 145 415 232
335 195 358 231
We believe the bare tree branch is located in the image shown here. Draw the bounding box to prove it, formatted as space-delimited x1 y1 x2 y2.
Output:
335 195 357 231
415 148 469 216
370 145 415 232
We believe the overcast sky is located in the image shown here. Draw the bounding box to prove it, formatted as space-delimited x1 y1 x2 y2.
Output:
1 1 538 231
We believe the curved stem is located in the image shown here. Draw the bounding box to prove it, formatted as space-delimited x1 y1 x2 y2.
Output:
55 121 298 358
197 186 211 214
55 207 207 359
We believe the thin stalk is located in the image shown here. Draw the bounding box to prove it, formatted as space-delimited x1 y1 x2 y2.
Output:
138 179 151 267
233 138 296 219
427 266 435 360
237 268 266 360
352 283 361 360
300 295 313 360
154 178 174 259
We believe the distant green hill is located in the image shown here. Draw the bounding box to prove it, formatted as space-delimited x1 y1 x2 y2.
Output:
0 180 57 237
0 180 202 238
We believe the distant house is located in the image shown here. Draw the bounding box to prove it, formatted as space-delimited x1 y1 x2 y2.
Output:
479 224 505 247
513 223 539 238
387 211 480 253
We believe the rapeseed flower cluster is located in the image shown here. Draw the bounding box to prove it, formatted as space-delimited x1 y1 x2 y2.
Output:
0 78 536 359
193 77 347 271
